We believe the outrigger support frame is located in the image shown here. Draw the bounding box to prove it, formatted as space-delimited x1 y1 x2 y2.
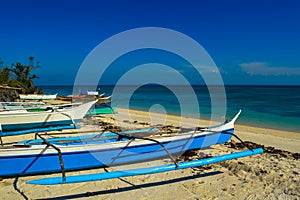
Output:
197 128 255 152
110 131 179 167
36 133 66 182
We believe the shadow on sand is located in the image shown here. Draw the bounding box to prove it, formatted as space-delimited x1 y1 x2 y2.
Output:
36 171 222 200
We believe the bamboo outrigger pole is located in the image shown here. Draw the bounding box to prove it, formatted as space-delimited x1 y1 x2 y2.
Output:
27 148 263 185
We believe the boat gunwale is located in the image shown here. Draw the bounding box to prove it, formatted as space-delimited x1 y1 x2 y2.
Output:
0 128 234 158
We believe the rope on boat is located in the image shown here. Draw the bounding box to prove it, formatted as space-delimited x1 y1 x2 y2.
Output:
109 130 179 168
36 133 66 182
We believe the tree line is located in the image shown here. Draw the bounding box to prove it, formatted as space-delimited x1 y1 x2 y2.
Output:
0 56 42 94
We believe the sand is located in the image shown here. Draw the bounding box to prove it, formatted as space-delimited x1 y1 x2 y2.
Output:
115 108 300 153
0 108 299 200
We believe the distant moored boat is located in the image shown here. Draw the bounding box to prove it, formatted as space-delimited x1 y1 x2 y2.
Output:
19 93 58 100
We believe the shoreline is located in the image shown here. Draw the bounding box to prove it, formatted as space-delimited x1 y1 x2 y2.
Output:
115 108 300 153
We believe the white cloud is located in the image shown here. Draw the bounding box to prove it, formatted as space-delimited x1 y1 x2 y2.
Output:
240 62 300 76
185 64 221 74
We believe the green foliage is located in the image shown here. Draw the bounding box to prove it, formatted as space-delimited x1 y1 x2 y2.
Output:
0 56 41 94
0 58 3 68
0 67 10 84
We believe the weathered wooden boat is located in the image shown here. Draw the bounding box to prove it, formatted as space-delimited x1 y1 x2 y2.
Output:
0 100 97 136
0 110 263 182
19 93 58 100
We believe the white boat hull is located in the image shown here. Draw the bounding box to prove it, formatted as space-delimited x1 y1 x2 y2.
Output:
0 100 96 133
19 94 58 100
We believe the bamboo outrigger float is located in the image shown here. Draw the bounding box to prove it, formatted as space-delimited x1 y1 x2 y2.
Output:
28 148 263 185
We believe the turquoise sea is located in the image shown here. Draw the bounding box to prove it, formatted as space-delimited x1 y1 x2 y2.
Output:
39 85 300 133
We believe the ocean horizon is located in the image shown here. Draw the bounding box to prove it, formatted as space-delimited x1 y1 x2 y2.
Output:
38 85 300 133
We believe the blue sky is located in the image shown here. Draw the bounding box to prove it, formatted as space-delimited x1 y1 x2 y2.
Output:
0 0 299 85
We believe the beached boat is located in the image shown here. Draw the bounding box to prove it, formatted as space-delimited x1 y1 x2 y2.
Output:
29 148 263 185
0 102 43 113
89 96 115 114
71 90 115 115
86 106 117 115
80 90 100 96
0 100 97 136
0 110 263 180
0 101 45 108
0 102 81 113
19 93 58 100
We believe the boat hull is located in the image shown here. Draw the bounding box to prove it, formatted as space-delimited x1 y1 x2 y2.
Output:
1 120 80 132
0 129 233 177
19 94 58 100
0 101 96 135
87 107 116 115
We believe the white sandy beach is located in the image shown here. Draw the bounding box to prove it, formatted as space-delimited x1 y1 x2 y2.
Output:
0 108 299 199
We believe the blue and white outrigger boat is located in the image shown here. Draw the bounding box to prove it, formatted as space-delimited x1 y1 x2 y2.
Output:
0 110 263 185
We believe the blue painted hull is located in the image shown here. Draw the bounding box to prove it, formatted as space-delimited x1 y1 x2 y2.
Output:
0 130 233 177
